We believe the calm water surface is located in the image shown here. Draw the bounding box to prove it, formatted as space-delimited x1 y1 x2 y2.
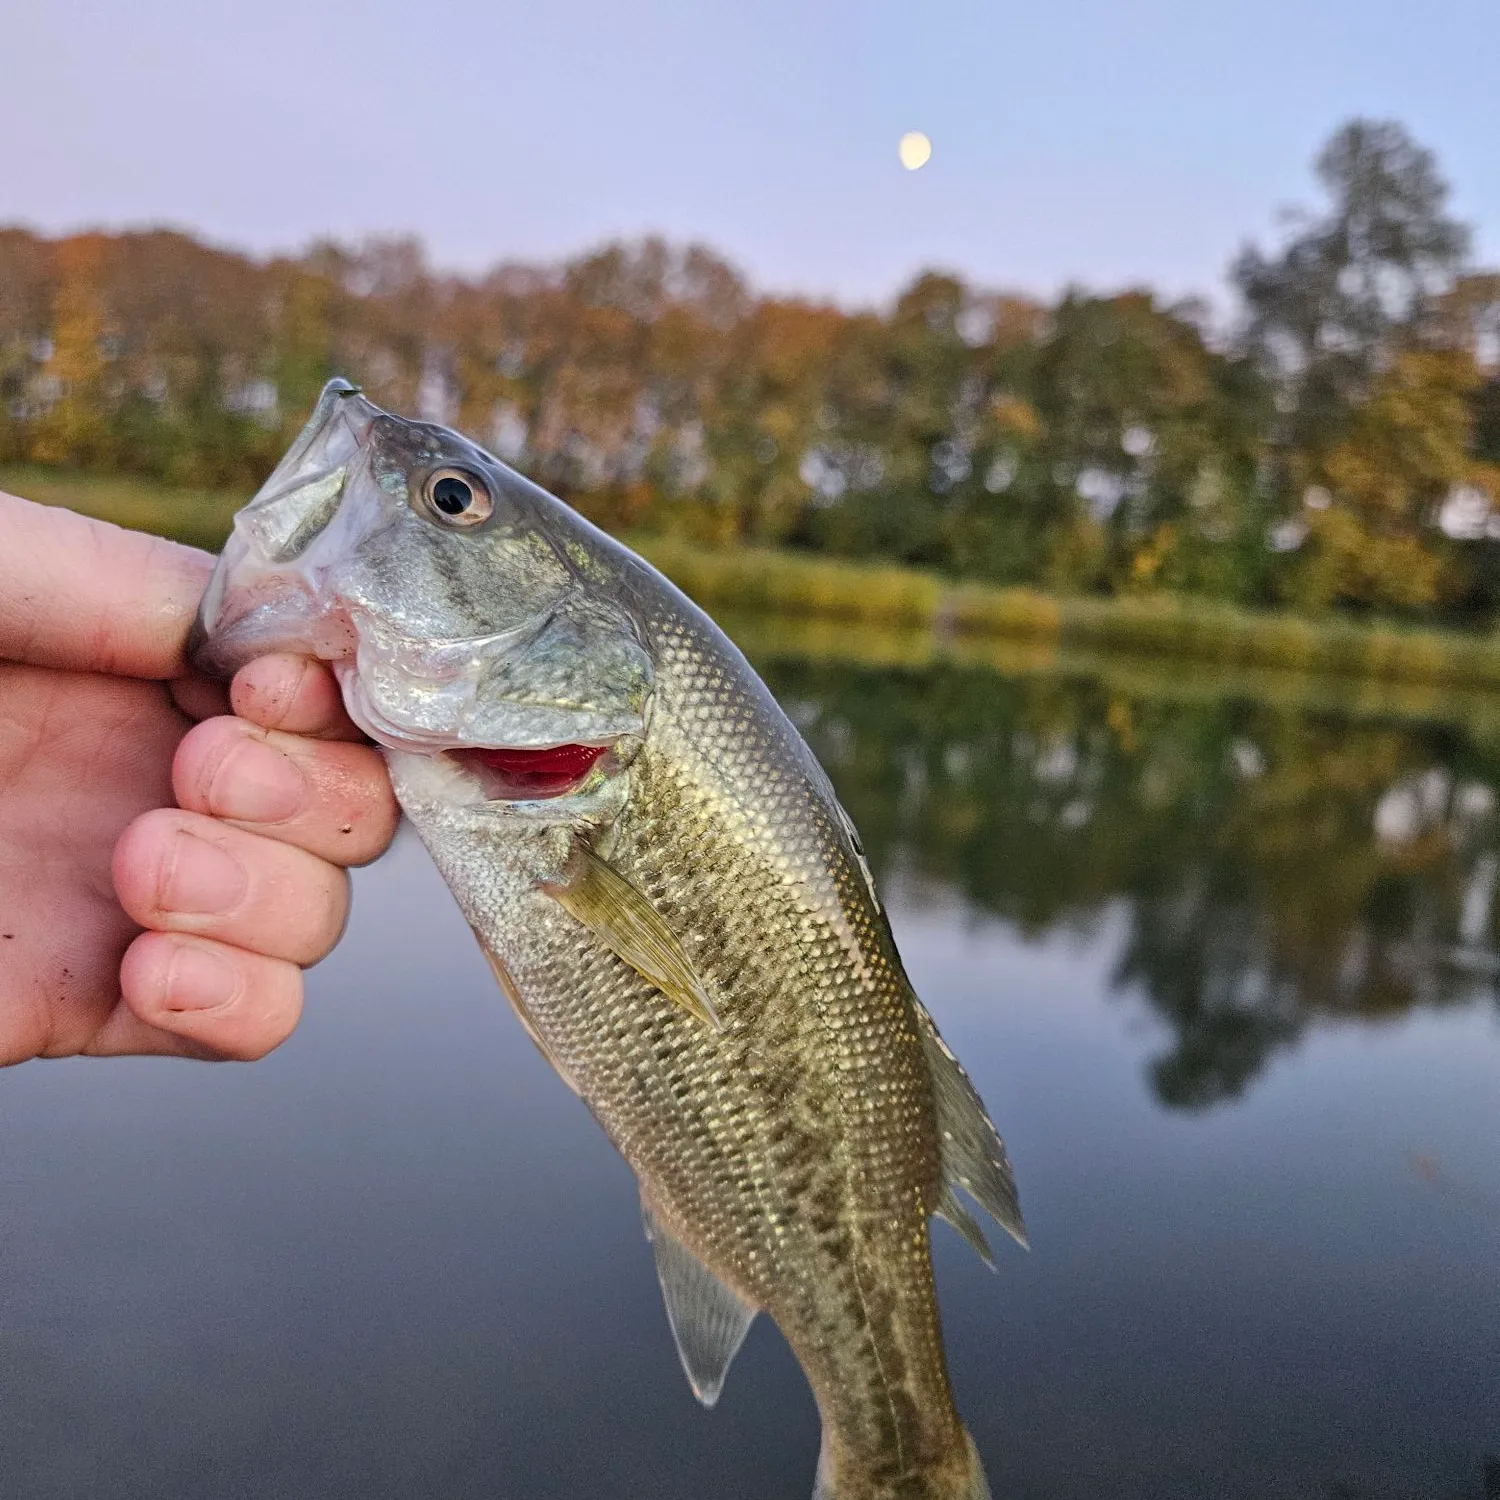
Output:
2 652 1497 1499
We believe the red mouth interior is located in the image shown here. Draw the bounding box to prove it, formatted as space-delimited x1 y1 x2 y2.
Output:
454 742 608 798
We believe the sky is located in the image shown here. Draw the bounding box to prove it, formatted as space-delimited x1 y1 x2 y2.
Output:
4 0 1498 308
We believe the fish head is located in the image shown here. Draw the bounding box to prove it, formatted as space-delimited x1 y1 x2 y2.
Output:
193 378 654 809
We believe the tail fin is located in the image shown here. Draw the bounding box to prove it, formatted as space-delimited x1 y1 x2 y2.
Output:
812 1428 991 1500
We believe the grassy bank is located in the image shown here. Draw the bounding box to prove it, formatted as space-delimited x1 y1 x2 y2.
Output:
715 609 1500 743
633 535 1500 695
8 464 1500 695
0 465 243 554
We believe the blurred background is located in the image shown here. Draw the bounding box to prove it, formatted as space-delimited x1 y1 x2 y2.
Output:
3 4 1499 1498
4 0 1500 641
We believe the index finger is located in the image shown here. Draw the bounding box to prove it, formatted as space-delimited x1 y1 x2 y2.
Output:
0 490 213 678
229 654 366 741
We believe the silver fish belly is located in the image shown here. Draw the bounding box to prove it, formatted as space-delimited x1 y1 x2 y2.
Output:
193 380 1025 1500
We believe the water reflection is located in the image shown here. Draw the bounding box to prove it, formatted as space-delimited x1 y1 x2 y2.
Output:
3 645 1497 1500
754 650 1500 1111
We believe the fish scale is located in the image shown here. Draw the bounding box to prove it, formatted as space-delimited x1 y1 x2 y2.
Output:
403 598 978 1498
192 379 1022 1500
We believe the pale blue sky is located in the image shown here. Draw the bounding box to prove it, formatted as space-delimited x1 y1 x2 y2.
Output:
4 0 1497 306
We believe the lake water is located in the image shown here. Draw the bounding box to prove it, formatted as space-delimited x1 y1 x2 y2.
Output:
3 642 1498 1499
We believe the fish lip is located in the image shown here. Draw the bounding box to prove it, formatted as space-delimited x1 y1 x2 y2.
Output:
333 656 641 755
190 531 348 680
196 568 647 801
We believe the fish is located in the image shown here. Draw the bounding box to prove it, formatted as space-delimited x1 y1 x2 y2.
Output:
192 379 1026 1500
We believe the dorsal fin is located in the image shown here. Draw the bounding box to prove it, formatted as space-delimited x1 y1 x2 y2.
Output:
915 999 1027 1257
642 1201 758 1408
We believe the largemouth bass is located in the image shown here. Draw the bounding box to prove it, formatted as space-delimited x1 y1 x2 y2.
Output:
193 380 1025 1500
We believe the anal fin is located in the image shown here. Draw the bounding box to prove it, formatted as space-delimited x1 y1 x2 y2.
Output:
642 1201 757 1408
916 999 1028 1256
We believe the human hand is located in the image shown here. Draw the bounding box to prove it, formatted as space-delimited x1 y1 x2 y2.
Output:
0 491 399 1064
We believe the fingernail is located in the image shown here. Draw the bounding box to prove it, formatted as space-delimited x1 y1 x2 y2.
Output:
162 830 247 915
213 735 308 823
163 942 242 1012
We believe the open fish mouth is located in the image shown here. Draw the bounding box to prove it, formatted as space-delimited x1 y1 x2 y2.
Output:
447 743 613 800
190 376 652 809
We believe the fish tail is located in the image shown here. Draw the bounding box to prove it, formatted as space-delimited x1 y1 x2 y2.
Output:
812 1426 991 1500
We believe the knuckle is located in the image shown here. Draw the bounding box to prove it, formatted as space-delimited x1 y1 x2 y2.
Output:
233 974 302 1059
304 750 398 860
348 759 400 829
219 1033 277 1063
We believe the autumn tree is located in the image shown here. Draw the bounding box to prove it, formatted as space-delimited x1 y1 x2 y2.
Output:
1282 350 1489 611
1233 120 1480 613
1234 119 1471 454
29 235 112 468
4 114 1500 632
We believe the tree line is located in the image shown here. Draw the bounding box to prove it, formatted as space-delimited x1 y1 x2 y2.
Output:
4 119 1500 626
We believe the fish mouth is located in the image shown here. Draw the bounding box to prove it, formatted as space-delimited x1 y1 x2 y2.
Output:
446 742 613 800
191 538 339 677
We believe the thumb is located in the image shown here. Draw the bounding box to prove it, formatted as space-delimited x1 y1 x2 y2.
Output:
0 490 213 678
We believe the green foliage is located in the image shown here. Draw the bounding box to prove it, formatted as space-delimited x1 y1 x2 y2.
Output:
636 535 943 626
631 534 1500 692
1 119 1499 628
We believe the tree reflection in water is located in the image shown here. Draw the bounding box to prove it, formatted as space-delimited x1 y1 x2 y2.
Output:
754 653 1500 1110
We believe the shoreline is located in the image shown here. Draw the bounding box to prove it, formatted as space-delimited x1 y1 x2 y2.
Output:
9 463 1500 698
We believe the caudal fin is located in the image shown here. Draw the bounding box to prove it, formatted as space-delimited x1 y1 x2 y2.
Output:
812 1427 991 1500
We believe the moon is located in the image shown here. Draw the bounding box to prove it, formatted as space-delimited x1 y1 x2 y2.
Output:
898 132 932 171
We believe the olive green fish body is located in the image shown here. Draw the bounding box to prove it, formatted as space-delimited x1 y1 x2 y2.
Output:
402 588 973 1496
193 381 1022 1500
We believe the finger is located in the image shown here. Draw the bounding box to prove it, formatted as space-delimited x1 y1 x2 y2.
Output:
0 491 212 677
83 1004 224 1061
113 808 350 967
171 671 233 723
95 931 304 1061
229 654 364 740
173 716 399 866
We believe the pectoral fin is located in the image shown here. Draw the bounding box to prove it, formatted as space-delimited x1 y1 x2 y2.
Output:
544 849 720 1030
915 999 1028 1255
643 1202 757 1408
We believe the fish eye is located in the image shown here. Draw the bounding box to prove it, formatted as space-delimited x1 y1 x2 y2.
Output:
421 467 493 527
